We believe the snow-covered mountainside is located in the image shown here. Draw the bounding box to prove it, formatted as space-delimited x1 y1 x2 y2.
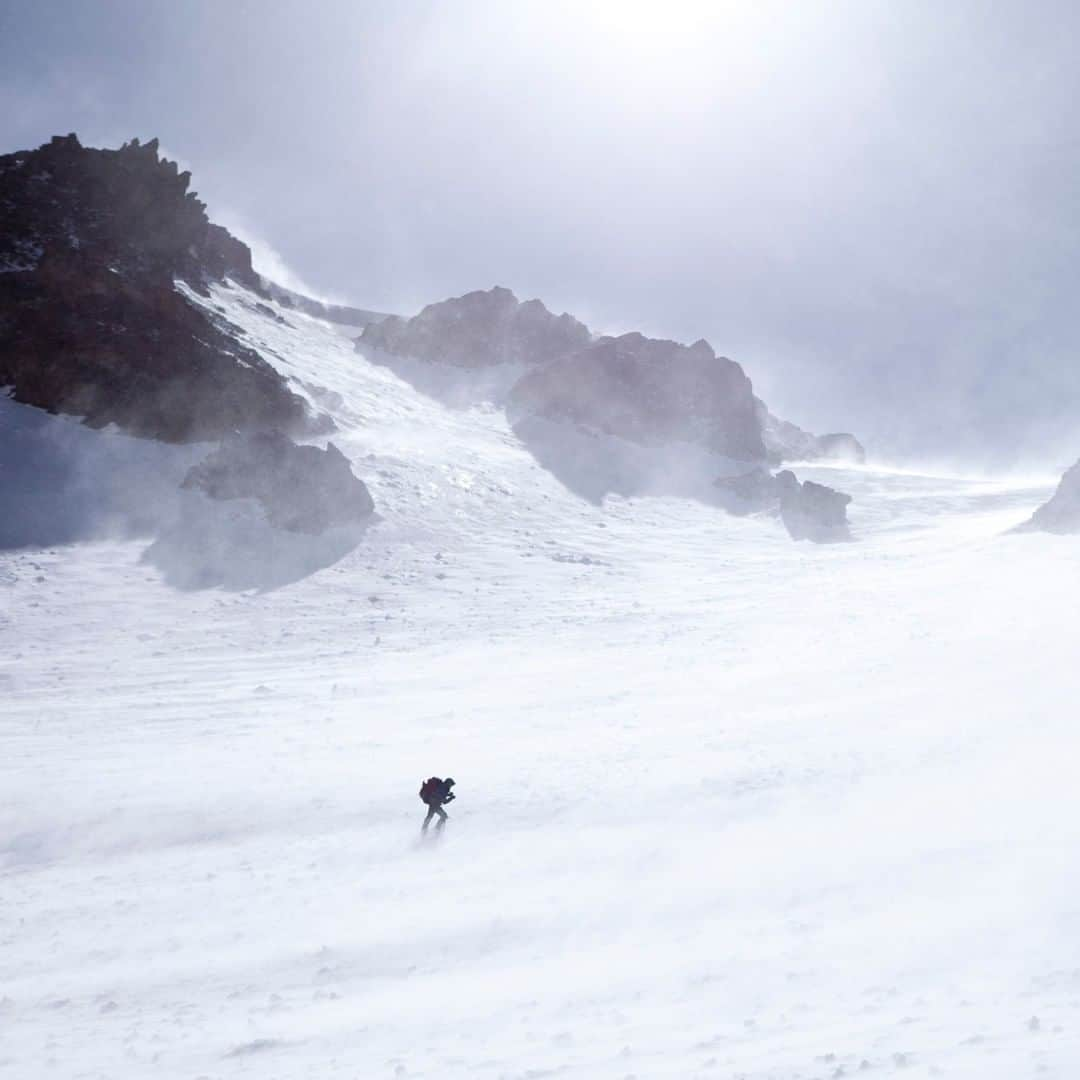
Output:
3 281 1079 1079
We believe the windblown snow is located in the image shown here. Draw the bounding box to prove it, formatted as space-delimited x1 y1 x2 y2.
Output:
3 284 1079 1079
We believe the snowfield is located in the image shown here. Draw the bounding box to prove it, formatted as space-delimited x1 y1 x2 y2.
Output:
3 285 1079 1079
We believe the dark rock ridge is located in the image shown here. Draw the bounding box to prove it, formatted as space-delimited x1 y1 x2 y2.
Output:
260 278 390 329
757 401 866 464
1014 459 1080 534
357 286 590 369
714 466 853 542
182 432 374 534
509 332 766 461
0 133 324 442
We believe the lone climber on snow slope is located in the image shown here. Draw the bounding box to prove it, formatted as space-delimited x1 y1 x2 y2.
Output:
419 776 456 832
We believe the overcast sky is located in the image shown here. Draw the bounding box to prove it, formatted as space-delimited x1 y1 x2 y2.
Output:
3 0 1079 466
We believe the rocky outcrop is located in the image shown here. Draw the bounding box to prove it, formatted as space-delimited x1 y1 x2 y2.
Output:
0 134 324 442
357 286 590 369
757 401 866 464
508 332 766 461
775 470 852 542
1015 460 1080 534
181 432 374 535
355 282 861 484
0 134 257 288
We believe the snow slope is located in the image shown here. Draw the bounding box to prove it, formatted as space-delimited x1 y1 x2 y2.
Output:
3 284 1079 1079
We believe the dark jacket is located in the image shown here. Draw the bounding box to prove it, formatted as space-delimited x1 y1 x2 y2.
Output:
421 777 455 806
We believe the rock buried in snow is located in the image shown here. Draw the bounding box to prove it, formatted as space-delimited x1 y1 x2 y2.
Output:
182 432 374 534
1014 459 1080 534
775 470 852 543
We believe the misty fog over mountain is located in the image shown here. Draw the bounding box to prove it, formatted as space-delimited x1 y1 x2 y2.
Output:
5 0 1080 465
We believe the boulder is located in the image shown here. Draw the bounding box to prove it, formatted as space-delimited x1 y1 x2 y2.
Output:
357 285 590 368
181 432 374 534
508 332 766 461
713 466 854 541
775 470 852 542
0 134 324 442
1015 459 1080 534
713 466 781 514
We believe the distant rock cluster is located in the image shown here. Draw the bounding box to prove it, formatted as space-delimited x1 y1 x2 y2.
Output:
0 133 324 442
714 467 852 542
358 285 862 472
357 285 860 539
1015 459 1080 534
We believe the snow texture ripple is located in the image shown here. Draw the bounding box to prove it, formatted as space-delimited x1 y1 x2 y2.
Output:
2 284 1077 1079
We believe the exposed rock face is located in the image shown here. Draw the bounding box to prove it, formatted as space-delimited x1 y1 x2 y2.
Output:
0 134 323 442
508 333 766 461
775 470 852 542
1015 459 1080 534
357 286 590 369
757 401 866 464
181 432 374 534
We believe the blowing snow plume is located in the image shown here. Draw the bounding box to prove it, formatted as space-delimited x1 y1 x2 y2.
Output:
0 394 200 550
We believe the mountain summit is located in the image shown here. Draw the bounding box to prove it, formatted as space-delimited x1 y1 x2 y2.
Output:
0 134 326 442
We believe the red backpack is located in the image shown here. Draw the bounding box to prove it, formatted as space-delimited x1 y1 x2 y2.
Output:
419 777 441 805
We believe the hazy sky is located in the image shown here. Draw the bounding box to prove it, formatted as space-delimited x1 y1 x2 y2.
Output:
3 0 1079 465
